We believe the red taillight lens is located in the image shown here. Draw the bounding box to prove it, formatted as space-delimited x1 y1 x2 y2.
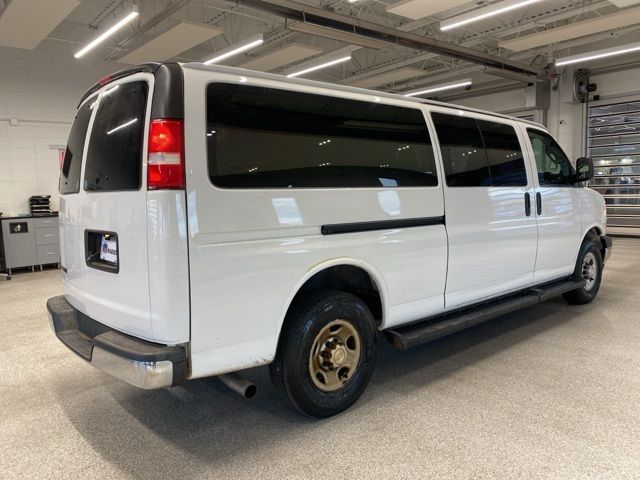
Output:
147 119 184 189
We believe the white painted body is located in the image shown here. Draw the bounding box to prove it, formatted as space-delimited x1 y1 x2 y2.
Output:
59 64 606 381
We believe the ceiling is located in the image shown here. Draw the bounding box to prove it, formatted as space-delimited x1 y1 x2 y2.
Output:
2 0 640 97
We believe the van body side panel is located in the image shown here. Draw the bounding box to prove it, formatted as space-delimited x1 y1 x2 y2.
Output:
146 191 190 344
578 188 606 238
183 68 447 378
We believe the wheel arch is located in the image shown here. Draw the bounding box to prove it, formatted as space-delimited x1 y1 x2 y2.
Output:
576 225 605 265
277 259 388 343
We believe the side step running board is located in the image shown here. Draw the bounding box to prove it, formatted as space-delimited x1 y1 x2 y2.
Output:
386 279 585 351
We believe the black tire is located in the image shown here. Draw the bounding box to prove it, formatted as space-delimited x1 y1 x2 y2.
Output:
270 289 377 418
563 236 603 305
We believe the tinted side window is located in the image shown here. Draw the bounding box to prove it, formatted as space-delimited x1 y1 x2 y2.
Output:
527 129 574 185
61 100 93 194
431 112 490 187
477 120 527 186
84 81 148 191
206 83 437 188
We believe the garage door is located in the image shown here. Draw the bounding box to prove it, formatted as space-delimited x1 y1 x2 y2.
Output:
588 100 640 236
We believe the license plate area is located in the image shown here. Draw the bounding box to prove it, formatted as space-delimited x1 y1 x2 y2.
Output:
85 230 119 273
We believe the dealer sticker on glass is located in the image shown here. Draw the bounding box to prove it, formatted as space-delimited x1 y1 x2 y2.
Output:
100 236 118 264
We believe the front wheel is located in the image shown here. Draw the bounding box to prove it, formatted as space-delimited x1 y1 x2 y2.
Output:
563 237 603 305
270 290 377 417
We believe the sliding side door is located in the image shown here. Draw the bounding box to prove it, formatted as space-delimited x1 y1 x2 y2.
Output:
430 111 538 308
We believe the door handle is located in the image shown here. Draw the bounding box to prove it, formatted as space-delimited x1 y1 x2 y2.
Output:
536 192 542 216
524 192 531 217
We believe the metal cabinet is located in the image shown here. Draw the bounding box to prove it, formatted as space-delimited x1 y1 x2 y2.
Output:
0 216 59 274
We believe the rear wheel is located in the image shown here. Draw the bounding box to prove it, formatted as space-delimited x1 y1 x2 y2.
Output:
563 237 603 305
270 290 376 417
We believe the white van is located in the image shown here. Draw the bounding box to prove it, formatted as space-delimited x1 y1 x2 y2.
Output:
47 62 612 417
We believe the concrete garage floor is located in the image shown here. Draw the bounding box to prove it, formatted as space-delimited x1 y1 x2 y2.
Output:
1 239 639 480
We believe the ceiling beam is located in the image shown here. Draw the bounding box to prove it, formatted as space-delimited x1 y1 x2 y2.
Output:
234 0 543 75
344 1 610 84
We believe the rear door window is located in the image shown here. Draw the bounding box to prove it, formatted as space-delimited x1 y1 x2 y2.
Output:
60 100 93 194
84 81 148 191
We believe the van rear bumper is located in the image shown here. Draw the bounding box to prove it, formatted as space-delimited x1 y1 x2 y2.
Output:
46 296 187 389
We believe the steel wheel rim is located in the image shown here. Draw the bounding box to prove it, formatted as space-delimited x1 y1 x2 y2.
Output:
582 251 597 291
309 319 361 392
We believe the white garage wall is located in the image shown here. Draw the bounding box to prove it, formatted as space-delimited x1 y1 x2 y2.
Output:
452 64 640 162
591 66 640 98
0 42 110 216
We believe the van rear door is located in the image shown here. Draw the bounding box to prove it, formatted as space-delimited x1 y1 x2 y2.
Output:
59 74 155 341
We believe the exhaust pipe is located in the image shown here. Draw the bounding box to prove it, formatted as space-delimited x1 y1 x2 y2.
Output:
218 373 257 398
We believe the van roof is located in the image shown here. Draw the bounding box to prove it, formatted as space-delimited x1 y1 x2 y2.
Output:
183 62 544 129
79 61 543 129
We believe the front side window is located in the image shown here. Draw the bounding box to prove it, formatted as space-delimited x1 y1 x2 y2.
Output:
60 100 93 194
84 81 148 191
206 83 437 188
527 129 574 186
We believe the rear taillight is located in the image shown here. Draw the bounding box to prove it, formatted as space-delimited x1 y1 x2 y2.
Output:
147 119 184 189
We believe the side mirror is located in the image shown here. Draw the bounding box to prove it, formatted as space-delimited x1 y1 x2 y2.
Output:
575 157 594 183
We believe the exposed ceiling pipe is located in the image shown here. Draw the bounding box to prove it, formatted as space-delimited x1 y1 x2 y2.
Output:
484 67 541 83
234 0 543 76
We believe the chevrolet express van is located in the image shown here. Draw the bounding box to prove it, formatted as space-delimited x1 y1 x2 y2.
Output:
47 62 612 417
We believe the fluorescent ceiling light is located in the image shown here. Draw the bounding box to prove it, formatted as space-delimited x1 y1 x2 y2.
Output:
403 79 472 97
203 34 264 65
287 54 352 78
75 9 139 58
555 41 640 66
119 22 223 65
387 0 469 20
441 0 543 31
499 6 640 52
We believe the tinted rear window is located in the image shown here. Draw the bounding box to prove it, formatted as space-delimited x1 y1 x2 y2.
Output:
84 81 148 191
477 120 527 186
432 112 490 187
432 113 527 187
60 100 93 194
206 83 437 188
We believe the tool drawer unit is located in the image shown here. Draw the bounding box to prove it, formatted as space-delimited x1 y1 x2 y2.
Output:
0 215 59 274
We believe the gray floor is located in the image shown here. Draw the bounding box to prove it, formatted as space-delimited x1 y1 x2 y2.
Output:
1 239 639 480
